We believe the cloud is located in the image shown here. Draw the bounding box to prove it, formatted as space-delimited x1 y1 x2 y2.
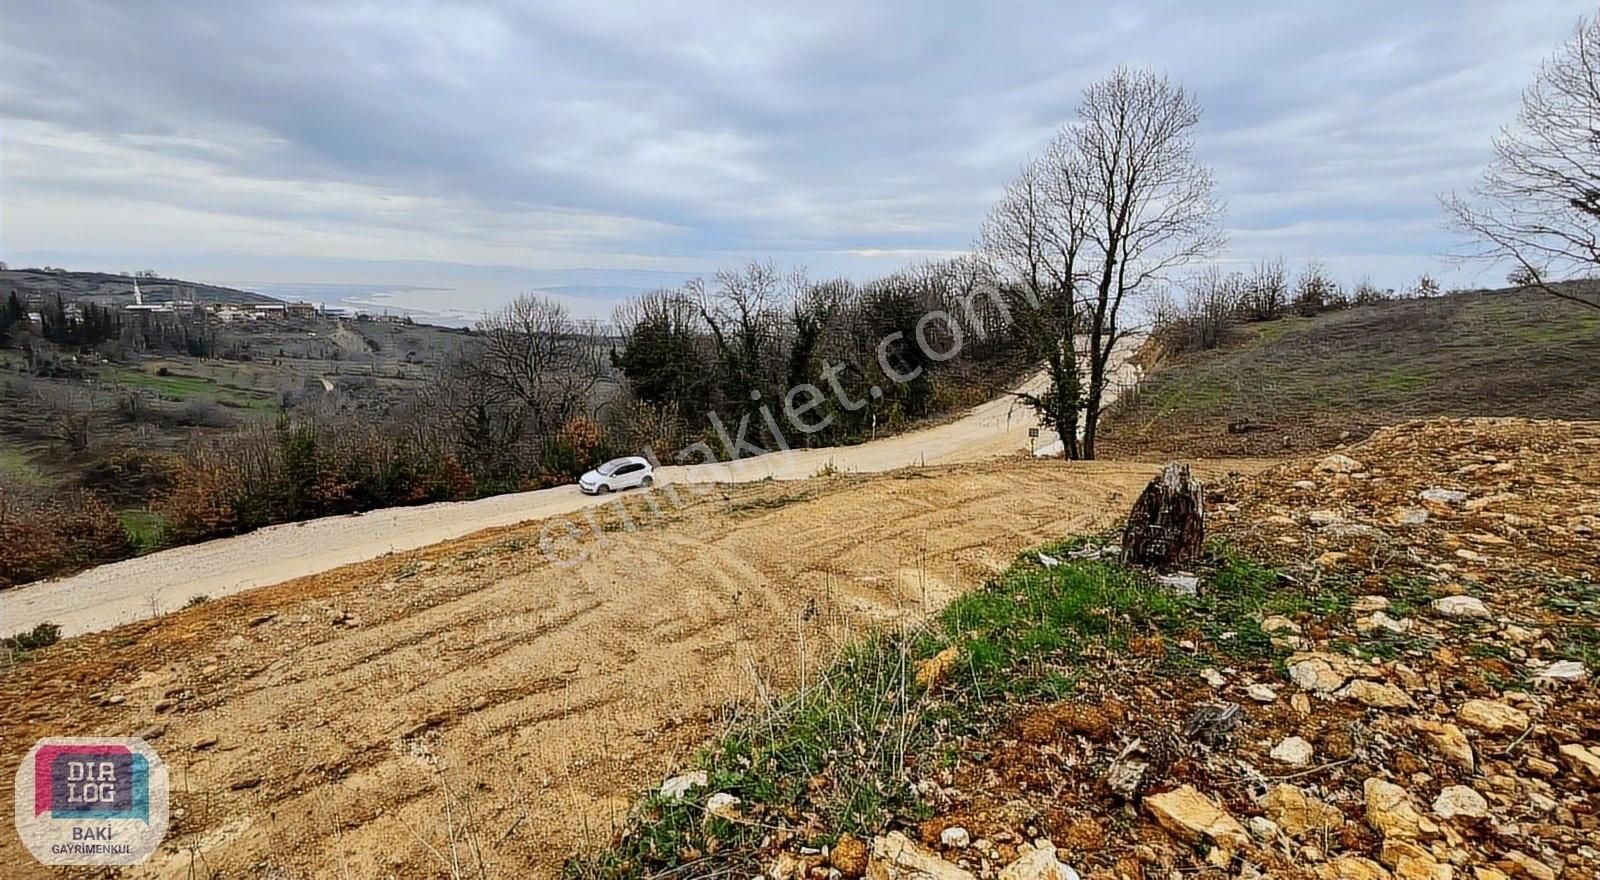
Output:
1 0 1591 314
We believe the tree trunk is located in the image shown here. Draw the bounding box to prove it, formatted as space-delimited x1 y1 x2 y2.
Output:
1047 354 1080 460
1120 462 1205 568
1081 383 1102 460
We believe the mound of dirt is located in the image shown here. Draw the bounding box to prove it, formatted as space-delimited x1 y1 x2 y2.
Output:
760 418 1598 880
1215 417 1599 584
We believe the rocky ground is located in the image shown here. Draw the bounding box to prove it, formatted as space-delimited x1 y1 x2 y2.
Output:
724 419 1598 880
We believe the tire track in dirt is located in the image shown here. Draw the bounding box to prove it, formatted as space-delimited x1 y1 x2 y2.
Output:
0 457 1266 879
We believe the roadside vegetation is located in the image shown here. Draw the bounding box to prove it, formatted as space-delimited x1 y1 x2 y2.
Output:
1103 285 1600 459
568 539 1299 878
0 259 1029 587
574 416 1600 879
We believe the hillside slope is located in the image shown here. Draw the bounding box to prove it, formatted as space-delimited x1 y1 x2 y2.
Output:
1100 289 1600 459
0 267 279 305
0 458 1249 879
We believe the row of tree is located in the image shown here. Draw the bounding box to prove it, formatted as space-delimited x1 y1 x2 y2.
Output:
374 257 1025 495
1150 260 1446 354
2 294 126 346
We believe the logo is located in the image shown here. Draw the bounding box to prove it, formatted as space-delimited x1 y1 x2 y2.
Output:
13 737 169 865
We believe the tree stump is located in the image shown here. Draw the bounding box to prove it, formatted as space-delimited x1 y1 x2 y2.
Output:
1121 462 1204 568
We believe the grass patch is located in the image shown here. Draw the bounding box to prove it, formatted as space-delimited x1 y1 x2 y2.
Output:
1384 575 1438 617
1102 288 1600 459
1545 579 1600 666
120 509 169 555
103 366 278 411
0 444 48 485
569 539 1305 878
1369 368 1433 394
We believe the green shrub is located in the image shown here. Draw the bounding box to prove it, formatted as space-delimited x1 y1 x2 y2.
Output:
3 622 61 653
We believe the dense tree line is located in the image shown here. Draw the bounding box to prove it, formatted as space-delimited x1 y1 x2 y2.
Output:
0 293 23 344
604 259 1024 458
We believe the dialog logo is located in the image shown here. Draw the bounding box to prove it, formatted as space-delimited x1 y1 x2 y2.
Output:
13 737 169 865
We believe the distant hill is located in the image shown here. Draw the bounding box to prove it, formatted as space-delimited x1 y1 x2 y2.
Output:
1100 286 1600 458
0 268 280 306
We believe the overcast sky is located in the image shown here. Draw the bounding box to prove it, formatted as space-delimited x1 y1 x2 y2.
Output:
0 1 1591 318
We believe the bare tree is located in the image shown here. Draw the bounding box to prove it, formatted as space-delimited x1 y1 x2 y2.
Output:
1292 261 1338 316
983 67 1223 459
1242 257 1288 321
1076 68 1224 458
1182 265 1245 351
693 260 800 400
980 142 1092 458
1351 275 1387 305
474 293 605 440
1444 13 1600 311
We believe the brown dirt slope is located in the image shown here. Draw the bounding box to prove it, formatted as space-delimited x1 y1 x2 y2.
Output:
0 458 1254 879
1100 289 1600 460
863 418 1598 879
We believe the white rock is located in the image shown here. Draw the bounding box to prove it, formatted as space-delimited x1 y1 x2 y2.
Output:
1431 785 1489 819
1308 510 1346 526
1037 553 1061 568
1316 454 1363 474
705 792 743 822
1260 615 1302 635
1419 488 1468 505
659 770 708 800
1534 660 1587 683
871 832 977 880
1201 668 1227 688
1357 611 1412 635
1271 736 1315 767
1246 815 1280 841
1289 657 1349 694
1246 683 1278 703
1432 595 1490 619
997 844 1081 880
940 826 971 849
1157 573 1199 595
1502 623 1541 644
1393 508 1430 526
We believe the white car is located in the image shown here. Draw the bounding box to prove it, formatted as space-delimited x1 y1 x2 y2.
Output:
578 456 654 495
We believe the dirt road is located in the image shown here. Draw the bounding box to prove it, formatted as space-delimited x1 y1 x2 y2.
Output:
0 457 1258 879
1 343 1140 639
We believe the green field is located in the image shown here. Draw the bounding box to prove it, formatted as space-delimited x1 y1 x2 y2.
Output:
0 444 49 486
102 365 281 410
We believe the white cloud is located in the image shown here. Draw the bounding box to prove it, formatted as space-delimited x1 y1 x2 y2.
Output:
1 0 1593 315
